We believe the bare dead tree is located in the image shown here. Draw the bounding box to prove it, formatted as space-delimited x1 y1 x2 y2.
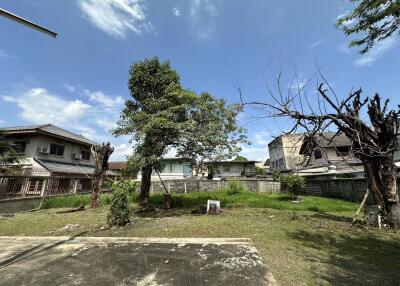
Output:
91 142 114 209
241 73 400 229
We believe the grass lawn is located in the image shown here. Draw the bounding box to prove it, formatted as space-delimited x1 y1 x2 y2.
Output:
1 191 399 285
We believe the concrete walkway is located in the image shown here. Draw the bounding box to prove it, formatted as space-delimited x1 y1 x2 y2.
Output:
0 236 272 286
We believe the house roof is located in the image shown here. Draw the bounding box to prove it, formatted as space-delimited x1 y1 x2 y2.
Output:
108 161 128 170
299 132 352 155
35 158 117 176
1 124 97 146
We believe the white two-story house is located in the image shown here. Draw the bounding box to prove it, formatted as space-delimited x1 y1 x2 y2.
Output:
0 124 115 196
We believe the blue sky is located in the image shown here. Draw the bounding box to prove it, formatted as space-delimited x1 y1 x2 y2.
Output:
0 0 399 161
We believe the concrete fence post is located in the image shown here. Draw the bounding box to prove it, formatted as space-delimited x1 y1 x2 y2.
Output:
168 182 171 193
184 182 187 194
40 178 48 197
73 179 79 194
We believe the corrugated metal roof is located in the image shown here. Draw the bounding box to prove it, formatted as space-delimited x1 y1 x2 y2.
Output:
1 124 97 146
35 158 117 176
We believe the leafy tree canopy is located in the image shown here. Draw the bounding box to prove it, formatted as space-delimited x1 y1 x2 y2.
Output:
336 0 400 53
234 155 248 161
0 130 18 166
113 57 246 171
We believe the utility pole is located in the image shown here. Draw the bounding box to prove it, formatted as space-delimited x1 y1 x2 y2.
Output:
0 8 57 38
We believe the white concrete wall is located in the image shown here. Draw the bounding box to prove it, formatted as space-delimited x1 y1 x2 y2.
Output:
137 160 193 181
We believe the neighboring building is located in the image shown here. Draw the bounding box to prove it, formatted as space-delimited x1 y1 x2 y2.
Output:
268 134 305 171
136 158 193 181
207 160 259 178
0 124 116 194
299 132 360 168
108 161 137 179
395 132 400 163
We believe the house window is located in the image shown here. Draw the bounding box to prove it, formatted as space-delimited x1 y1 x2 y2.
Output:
81 150 91 160
49 143 65 156
314 149 322 159
336 146 350 156
278 158 284 168
169 163 173 173
13 141 26 154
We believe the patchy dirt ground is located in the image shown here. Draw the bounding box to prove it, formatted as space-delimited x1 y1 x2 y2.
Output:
0 236 273 286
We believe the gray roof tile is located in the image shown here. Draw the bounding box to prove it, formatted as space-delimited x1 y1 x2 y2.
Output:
1 124 97 146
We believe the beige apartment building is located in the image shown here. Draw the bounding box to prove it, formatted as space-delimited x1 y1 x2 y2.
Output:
268 134 305 171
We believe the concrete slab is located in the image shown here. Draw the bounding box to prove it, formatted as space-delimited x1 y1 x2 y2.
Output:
0 236 270 286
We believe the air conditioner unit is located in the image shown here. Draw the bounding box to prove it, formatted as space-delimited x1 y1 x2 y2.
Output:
39 146 49 154
73 153 82 160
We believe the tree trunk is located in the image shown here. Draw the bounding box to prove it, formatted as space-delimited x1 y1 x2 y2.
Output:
139 164 152 208
382 156 400 228
91 170 101 208
90 143 114 209
364 158 400 228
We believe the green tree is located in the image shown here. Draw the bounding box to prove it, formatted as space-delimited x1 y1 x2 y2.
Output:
336 0 400 53
0 130 17 166
234 155 248 161
113 58 246 209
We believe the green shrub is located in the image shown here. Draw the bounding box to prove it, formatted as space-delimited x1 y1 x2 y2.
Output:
226 180 245 195
280 174 305 197
106 178 137 193
271 170 281 182
107 184 131 226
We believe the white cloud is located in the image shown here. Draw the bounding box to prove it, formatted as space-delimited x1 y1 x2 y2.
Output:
239 145 268 161
237 131 272 161
113 143 134 159
1 88 89 125
95 117 118 131
0 85 133 161
78 0 153 38
173 7 182 17
0 49 11 59
309 39 324 49
63 84 77 93
86 90 124 108
190 0 219 40
354 36 398 67
335 10 356 26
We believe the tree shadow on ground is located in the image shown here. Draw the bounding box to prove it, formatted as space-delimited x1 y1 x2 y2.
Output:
133 207 193 219
0 231 87 269
287 229 400 285
311 212 353 223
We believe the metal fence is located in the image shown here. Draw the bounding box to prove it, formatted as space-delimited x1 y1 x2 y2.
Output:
0 176 94 200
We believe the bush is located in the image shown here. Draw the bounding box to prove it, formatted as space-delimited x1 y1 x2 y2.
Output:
105 178 137 193
280 174 305 198
107 182 131 226
271 170 281 182
227 180 245 195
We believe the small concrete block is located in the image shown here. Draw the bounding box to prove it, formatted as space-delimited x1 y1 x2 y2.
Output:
207 200 221 215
